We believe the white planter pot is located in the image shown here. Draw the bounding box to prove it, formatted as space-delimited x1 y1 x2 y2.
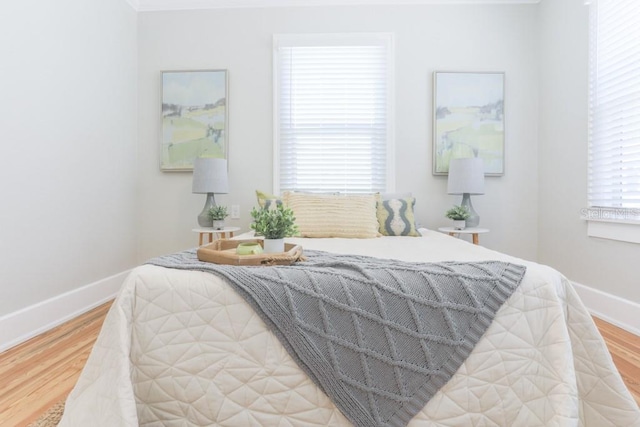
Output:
212 220 225 230
453 220 466 230
263 238 285 254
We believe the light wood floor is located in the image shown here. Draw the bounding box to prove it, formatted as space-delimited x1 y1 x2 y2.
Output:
0 302 112 427
593 317 640 405
0 301 638 426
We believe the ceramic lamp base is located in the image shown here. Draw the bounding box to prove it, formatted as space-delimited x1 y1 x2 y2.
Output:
461 193 480 228
197 193 216 227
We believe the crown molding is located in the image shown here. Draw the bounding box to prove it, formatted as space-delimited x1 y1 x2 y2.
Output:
134 0 540 12
126 0 141 10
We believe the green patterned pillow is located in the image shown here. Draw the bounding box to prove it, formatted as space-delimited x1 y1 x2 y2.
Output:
255 190 283 210
377 197 420 236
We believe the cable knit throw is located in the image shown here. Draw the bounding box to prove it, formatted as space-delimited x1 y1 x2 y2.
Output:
148 249 526 427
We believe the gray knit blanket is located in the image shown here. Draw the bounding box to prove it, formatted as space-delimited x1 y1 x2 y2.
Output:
147 249 526 427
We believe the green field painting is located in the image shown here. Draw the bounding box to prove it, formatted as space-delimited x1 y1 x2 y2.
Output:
161 70 227 171
433 72 505 175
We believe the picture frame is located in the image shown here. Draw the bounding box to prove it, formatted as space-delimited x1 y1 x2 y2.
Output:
160 69 228 171
432 71 505 176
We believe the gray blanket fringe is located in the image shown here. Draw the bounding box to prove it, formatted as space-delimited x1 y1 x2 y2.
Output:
148 249 526 427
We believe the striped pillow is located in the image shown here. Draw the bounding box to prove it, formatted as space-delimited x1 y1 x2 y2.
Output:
377 197 420 236
283 192 379 238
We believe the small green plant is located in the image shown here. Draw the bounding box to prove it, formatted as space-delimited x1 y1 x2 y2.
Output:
250 204 298 239
208 205 229 221
445 205 470 221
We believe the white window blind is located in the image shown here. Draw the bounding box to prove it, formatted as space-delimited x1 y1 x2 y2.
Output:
273 33 394 194
588 0 640 210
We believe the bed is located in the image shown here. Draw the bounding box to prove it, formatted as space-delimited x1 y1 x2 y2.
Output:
58 228 640 426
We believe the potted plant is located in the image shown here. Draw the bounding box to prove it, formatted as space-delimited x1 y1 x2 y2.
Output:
208 206 229 230
445 205 470 230
250 204 298 253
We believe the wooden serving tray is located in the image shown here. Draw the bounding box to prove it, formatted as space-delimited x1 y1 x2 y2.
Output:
197 239 304 266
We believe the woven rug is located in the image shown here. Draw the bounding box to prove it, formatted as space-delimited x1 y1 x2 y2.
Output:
27 400 64 427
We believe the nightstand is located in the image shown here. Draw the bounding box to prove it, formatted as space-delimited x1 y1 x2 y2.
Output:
192 226 241 246
438 227 489 245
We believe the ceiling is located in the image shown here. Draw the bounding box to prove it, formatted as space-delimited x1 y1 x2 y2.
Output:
131 0 540 12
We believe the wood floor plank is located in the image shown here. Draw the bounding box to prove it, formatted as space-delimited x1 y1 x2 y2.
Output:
593 317 640 406
0 324 102 403
0 301 112 427
0 300 638 424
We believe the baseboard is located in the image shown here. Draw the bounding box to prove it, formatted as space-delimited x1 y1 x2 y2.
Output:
0 270 131 353
572 281 640 337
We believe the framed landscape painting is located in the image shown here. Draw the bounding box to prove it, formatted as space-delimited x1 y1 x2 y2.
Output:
433 72 505 176
161 70 228 171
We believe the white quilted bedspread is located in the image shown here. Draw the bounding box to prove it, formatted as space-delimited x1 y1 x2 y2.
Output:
59 230 640 426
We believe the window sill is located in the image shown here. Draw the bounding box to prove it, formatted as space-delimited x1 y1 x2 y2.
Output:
582 216 640 244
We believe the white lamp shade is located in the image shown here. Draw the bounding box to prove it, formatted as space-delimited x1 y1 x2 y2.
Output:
447 157 485 195
192 157 229 194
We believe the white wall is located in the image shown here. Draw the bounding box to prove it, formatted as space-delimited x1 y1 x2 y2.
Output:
137 4 539 262
538 0 640 304
1 0 636 346
0 0 138 316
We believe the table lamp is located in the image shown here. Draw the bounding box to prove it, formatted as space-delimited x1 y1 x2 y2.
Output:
192 157 229 227
447 157 485 228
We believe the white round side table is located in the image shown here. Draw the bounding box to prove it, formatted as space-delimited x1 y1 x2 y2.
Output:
192 226 241 246
437 227 489 245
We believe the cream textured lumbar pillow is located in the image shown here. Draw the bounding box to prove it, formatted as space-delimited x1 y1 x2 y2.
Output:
283 192 380 238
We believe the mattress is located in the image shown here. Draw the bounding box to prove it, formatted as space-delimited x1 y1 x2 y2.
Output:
59 229 640 426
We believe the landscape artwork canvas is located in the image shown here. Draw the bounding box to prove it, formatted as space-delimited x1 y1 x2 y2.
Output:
161 70 228 171
433 72 505 175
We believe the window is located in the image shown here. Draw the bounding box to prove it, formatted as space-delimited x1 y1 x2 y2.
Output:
273 33 394 194
587 0 640 215
586 0 640 243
